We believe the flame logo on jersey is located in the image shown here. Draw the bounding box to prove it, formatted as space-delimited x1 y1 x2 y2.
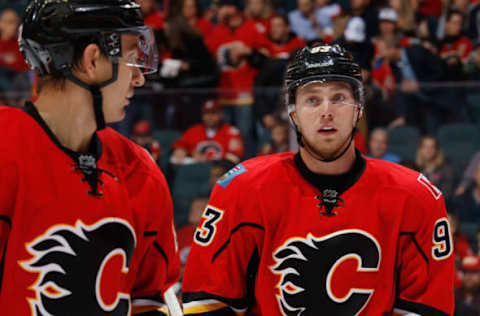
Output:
19 218 137 316
271 230 381 316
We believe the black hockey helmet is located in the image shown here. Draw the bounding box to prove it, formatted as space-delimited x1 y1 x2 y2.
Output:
285 44 364 114
19 0 158 130
20 0 158 76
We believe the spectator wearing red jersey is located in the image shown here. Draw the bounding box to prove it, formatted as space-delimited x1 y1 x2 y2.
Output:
417 0 443 18
254 15 305 139
171 99 245 165
267 15 306 59
131 120 162 164
455 255 480 315
440 9 473 65
0 9 30 105
245 0 275 35
137 0 164 30
181 0 214 37
449 213 473 265
0 9 28 73
206 0 271 157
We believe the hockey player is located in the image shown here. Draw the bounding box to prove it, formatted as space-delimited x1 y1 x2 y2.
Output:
182 44 454 315
0 1 180 315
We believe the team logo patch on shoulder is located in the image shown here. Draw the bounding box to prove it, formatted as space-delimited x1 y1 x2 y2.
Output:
217 164 247 188
417 174 442 200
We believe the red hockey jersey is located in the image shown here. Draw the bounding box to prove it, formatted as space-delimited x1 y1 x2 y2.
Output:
0 105 180 315
182 153 454 315
172 123 244 163
206 19 271 105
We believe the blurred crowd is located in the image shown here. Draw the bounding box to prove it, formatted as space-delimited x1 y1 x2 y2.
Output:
2 0 480 313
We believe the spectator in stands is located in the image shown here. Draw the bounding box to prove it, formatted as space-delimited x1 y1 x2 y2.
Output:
0 9 27 73
203 0 221 24
415 135 456 202
452 160 480 223
334 16 374 72
437 0 478 39
288 0 334 42
450 212 474 263
388 0 416 35
176 196 209 280
131 120 162 164
0 8 29 102
181 0 214 37
367 127 401 163
245 0 275 34
315 0 342 21
449 212 473 290
455 255 480 315
455 151 480 197
465 43 480 81
259 121 290 155
206 0 271 157
384 37 451 133
266 15 306 59
137 0 164 30
417 0 443 18
467 2 480 39
199 159 235 196
372 7 411 54
349 0 379 39
156 14 218 129
171 99 245 165
254 15 305 134
439 9 473 74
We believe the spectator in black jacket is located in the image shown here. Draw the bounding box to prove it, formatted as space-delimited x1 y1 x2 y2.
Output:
153 15 219 130
384 38 455 133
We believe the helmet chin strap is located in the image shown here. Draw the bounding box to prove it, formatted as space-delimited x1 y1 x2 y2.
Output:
64 62 119 131
291 106 362 163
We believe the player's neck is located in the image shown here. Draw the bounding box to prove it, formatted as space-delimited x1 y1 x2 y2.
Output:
299 144 357 175
34 85 97 153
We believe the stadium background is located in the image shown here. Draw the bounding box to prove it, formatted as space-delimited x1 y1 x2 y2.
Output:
1 0 480 313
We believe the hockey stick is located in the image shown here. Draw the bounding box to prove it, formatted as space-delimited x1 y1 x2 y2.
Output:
163 287 183 316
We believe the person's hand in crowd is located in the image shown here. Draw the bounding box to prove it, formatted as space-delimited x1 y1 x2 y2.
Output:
401 79 419 93
260 143 273 155
229 41 253 63
262 114 277 129
171 148 188 164
388 116 406 130
455 185 466 196
192 150 207 162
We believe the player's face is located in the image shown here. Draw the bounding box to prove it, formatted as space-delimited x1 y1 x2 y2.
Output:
270 17 289 42
101 34 145 123
463 270 480 291
293 81 360 159
368 130 388 159
418 137 437 162
379 20 395 36
183 0 197 19
271 125 288 147
202 111 222 129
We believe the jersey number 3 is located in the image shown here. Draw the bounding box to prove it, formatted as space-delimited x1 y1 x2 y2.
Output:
194 206 224 246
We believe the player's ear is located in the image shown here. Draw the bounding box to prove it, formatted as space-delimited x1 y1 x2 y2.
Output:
79 43 103 81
